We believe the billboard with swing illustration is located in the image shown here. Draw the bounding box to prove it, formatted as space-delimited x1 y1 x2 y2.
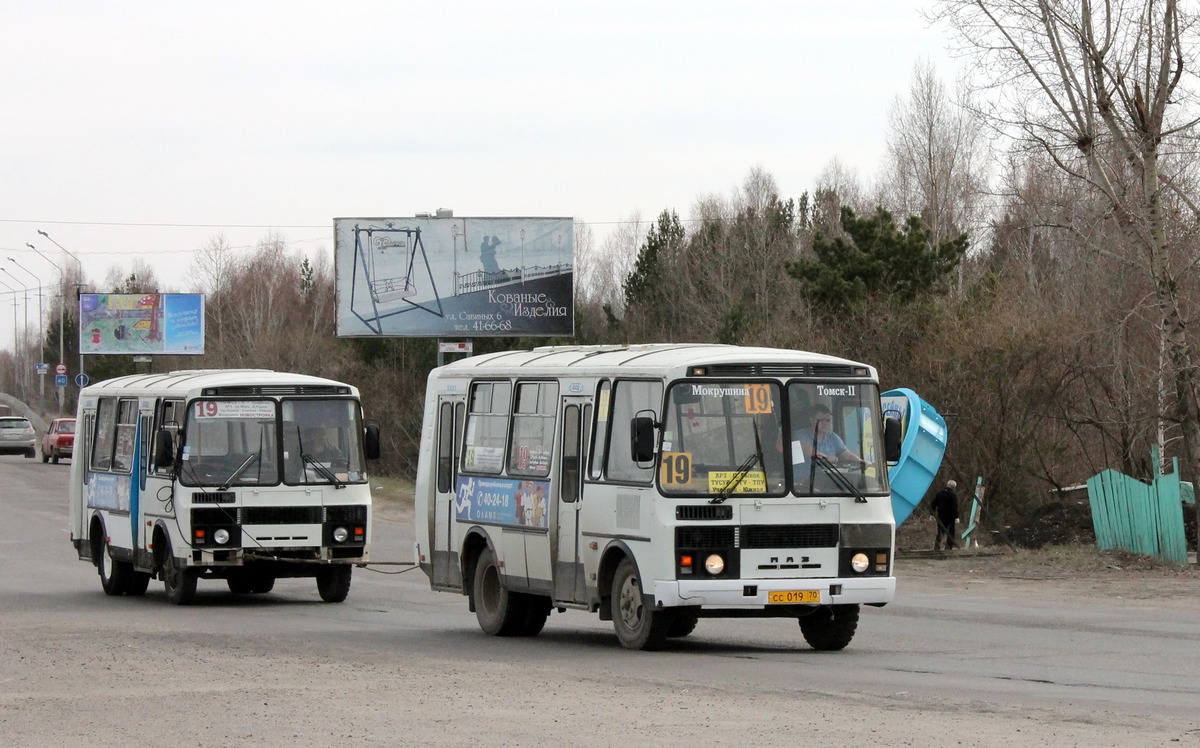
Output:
333 216 574 337
78 293 205 354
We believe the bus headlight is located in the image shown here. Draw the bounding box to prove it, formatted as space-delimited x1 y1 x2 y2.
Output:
704 554 725 575
850 552 869 573
213 528 230 545
333 527 349 543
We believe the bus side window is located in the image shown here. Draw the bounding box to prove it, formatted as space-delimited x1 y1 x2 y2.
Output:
436 401 454 493
111 399 138 474
462 381 510 475
508 381 558 478
91 397 117 472
587 380 611 481
604 380 663 484
139 413 153 489
152 399 184 476
561 404 580 503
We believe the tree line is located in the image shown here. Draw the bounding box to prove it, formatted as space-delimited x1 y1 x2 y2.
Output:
2 1 1197 532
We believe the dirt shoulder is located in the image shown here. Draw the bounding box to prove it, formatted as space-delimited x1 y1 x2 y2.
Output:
896 545 1200 611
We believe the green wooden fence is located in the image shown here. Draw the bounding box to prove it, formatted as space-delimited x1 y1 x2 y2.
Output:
1085 448 1188 566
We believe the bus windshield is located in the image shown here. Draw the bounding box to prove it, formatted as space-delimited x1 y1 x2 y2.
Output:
180 399 280 487
281 399 367 486
178 398 367 487
660 380 888 498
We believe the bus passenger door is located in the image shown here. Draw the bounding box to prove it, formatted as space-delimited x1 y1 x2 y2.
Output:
554 397 590 604
432 397 465 591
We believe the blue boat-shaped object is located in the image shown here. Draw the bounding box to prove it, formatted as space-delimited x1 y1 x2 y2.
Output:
881 388 948 526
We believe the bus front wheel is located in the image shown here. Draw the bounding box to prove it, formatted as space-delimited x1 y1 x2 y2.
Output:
316 566 351 603
611 558 672 651
472 548 528 636
162 545 198 605
798 604 860 651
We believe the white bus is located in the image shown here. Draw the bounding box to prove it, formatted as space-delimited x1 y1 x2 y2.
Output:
69 369 380 605
413 344 903 650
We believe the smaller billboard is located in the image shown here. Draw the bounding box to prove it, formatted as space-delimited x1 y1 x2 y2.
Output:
79 293 206 355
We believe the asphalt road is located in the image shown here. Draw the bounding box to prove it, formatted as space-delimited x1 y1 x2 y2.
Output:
2 454 1198 747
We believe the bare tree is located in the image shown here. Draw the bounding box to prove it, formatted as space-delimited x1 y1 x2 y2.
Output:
934 0 1200 499
883 57 991 273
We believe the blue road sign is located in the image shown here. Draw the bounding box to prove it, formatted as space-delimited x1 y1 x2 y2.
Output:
55 374 68 387
75 373 90 387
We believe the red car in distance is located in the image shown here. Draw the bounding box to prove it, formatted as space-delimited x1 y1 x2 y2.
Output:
42 418 76 464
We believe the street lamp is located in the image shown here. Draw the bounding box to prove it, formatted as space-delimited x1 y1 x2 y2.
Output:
36 230 85 388
27 243 67 414
26 244 64 367
0 278 18 396
8 258 45 413
0 269 29 400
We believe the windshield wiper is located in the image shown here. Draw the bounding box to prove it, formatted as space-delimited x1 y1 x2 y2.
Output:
302 453 346 488
712 421 765 504
218 454 260 491
810 453 868 503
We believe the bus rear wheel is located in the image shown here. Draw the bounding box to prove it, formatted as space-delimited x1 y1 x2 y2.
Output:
611 558 672 650
472 548 528 636
798 604 860 651
126 571 151 596
97 538 132 596
316 565 352 603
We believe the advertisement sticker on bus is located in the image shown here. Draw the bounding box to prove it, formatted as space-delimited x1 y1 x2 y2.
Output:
455 475 549 528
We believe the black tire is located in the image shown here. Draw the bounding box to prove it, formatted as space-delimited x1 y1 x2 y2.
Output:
250 573 276 594
471 548 527 636
51 452 60 465
611 558 673 650
97 538 132 596
24 447 35 459
126 571 151 596
163 544 198 605
316 565 352 603
227 573 254 594
519 594 552 636
667 609 700 638
798 604 860 651
41 450 49 464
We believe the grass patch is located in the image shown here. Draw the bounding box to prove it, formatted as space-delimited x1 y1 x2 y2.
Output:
370 475 415 509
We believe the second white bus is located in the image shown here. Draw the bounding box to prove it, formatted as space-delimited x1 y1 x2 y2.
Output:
413 344 902 650
69 369 380 605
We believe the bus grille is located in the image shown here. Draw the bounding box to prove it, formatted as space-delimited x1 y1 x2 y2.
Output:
243 506 322 524
675 505 733 521
192 491 235 504
741 524 839 548
326 504 368 523
676 526 736 548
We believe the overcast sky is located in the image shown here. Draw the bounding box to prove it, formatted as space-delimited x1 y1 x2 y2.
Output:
0 1 956 351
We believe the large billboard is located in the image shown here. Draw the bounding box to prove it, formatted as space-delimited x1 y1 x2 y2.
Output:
334 216 573 337
79 293 205 355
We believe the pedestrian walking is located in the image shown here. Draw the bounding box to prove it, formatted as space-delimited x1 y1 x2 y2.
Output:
930 480 960 550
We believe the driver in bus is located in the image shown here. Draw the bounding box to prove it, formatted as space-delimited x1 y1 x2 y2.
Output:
302 427 342 463
793 404 862 466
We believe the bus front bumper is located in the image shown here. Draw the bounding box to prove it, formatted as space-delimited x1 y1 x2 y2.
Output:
652 576 895 609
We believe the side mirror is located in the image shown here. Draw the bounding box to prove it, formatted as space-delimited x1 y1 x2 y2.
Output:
364 420 381 460
154 429 176 469
884 416 902 463
630 415 657 464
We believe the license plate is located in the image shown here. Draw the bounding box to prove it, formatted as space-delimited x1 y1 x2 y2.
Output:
767 589 821 604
